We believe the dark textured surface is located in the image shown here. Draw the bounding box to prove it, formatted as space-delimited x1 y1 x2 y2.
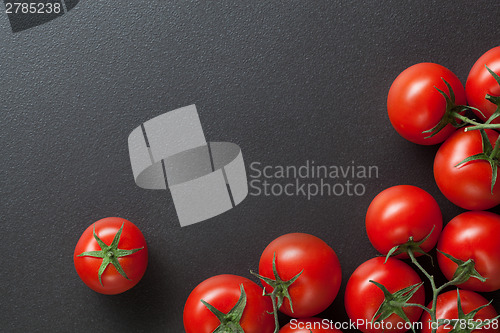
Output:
1 1 499 332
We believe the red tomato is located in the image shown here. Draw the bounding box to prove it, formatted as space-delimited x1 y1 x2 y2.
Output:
437 211 500 292
345 257 425 333
183 274 274 333
387 63 467 145
466 46 500 123
258 233 342 318
434 128 500 210
279 318 343 332
421 290 499 333
366 185 442 258
74 217 148 295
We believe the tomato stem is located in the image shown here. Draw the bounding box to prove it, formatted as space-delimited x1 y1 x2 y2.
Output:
251 253 303 333
405 245 492 333
404 302 433 315
407 249 438 333
269 290 280 333
491 137 500 159
450 112 500 131
451 112 482 126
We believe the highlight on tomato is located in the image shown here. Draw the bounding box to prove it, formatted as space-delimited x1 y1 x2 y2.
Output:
365 185 442 259
437 211 500 292
421 289 500 333
466 46 500 123
73 217 148 295
253 233 342 318
345 257 425 333
434 127 500 210
387 62 466 145
183 274 274 333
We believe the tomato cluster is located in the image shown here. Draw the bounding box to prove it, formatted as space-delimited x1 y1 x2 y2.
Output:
72 47 500 332
388 46 500 211
348 46 500 333
356 185 500 333
183 233 343 333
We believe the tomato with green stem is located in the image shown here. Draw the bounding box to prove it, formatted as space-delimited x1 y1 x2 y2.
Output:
73 217 148 295
434 127 500 210
437 211 500 292
183 274 275 333
387 63 467 145
365 185 442 259
466 46 500 124
345 257 425 333
253 233 341 319
421 289 499 333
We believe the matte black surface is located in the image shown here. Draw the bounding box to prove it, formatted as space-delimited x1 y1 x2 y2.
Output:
1 1 499 332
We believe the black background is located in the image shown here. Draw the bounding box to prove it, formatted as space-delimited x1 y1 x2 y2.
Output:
1 1 499 332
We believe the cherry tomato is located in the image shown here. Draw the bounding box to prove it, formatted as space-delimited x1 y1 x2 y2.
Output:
258 233 342 318
466 46 500 123
434 127 500 210
345 257 425 333
183 274 274 333
74 217 148 295
387 63 466 145
279 318 343 332
366 185 442 258
437 211 500 292
421 289 499 333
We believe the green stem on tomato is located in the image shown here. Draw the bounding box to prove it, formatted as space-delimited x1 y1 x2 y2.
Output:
399 302 433 316
451 112 500 131
464 123 500 131
452 112 483 126
406 248 490 333
491 138 500 159
407 248 438 333
269 291 279 333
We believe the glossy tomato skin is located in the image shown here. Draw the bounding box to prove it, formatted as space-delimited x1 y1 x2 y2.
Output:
279 317 343 332
74 217 148 295
366 185 442 258
421 290 499 333
466 46 500 123
258 233 342 318
183 274 274 333
434 128 500 210
437 211 500 292
345 257 425 333
388 63 467 145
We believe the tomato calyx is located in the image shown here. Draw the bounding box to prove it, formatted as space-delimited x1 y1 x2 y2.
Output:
434 290 500 333
200 284 247 333
423 79 467 139
251 253 302 333
77 223 144 286
369 280 424 333
437 250 486 286
423 76 500 138
385 226 435 262
483 66 500 124
465 65 500 131
455 129 500 193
